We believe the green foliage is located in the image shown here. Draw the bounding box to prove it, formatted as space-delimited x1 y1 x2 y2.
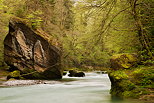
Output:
132 67 154 87
15 6 26 17
119 80 136 91
122 88 149 98
109 66 153 98
26 10 43 29
110 70 128 80
63 0 140 69
139 49 154 65
9 70 21 78
0 0 153 72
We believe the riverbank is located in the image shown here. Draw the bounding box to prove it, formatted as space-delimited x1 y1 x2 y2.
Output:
1 80 61 87
108 66 154 103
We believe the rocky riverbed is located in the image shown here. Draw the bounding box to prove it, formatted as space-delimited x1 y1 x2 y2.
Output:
0 80 61 86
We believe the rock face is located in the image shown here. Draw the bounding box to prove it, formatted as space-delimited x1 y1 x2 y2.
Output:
4 18 62 79
110 53 138 69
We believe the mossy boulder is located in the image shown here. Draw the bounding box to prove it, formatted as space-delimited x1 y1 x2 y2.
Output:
110 53 138 69
108 66 154 100
7 70 21 80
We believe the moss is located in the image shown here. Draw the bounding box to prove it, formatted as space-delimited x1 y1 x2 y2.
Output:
109 66 154 100
7 70 21 79
132 67 154 87
109 70 128 80
122 91 136 98
21 68 43 79
119 80 136 91
111 53 138 69
9 70 21 77
63 71 67 76
122 88 142 98
126 88 150 98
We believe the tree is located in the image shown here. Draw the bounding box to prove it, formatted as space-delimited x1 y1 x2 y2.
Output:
127 0 154 62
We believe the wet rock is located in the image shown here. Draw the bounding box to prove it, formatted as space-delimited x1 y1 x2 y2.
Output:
74 72 85 77
63 71 67 76
68 70 85 77
4 17 62 79
95 71 107 74
68 70 77 77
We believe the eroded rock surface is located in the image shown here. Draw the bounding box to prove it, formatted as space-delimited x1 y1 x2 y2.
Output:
4 18 62 79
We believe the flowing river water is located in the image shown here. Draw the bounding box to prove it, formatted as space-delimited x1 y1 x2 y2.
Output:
0 72 144 103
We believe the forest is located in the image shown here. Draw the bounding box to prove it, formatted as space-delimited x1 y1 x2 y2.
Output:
0 0 154 102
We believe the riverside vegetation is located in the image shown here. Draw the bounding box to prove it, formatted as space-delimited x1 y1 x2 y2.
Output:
0 0 154 102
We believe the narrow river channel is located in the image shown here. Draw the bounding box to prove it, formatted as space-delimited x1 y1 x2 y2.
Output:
0 72 144 103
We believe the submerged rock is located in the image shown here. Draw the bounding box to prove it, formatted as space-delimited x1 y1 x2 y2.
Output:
4 17 62 79
68 70 85 77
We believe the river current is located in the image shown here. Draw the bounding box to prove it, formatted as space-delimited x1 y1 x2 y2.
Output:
0 72 144 103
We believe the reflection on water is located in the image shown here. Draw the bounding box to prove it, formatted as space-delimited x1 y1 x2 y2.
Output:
0 72 144 103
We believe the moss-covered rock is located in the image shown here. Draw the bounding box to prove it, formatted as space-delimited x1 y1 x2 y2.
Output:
108 66 154 100
7 70 21 80
110 53 138 69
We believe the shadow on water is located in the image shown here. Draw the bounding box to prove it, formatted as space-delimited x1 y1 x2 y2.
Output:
110 96 144 103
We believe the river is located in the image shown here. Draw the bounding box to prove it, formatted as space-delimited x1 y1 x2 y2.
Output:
0 72 144 103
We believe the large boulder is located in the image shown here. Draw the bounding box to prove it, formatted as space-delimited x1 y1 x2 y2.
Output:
108 67 154 99
110 53 138 69
4 17 63 79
